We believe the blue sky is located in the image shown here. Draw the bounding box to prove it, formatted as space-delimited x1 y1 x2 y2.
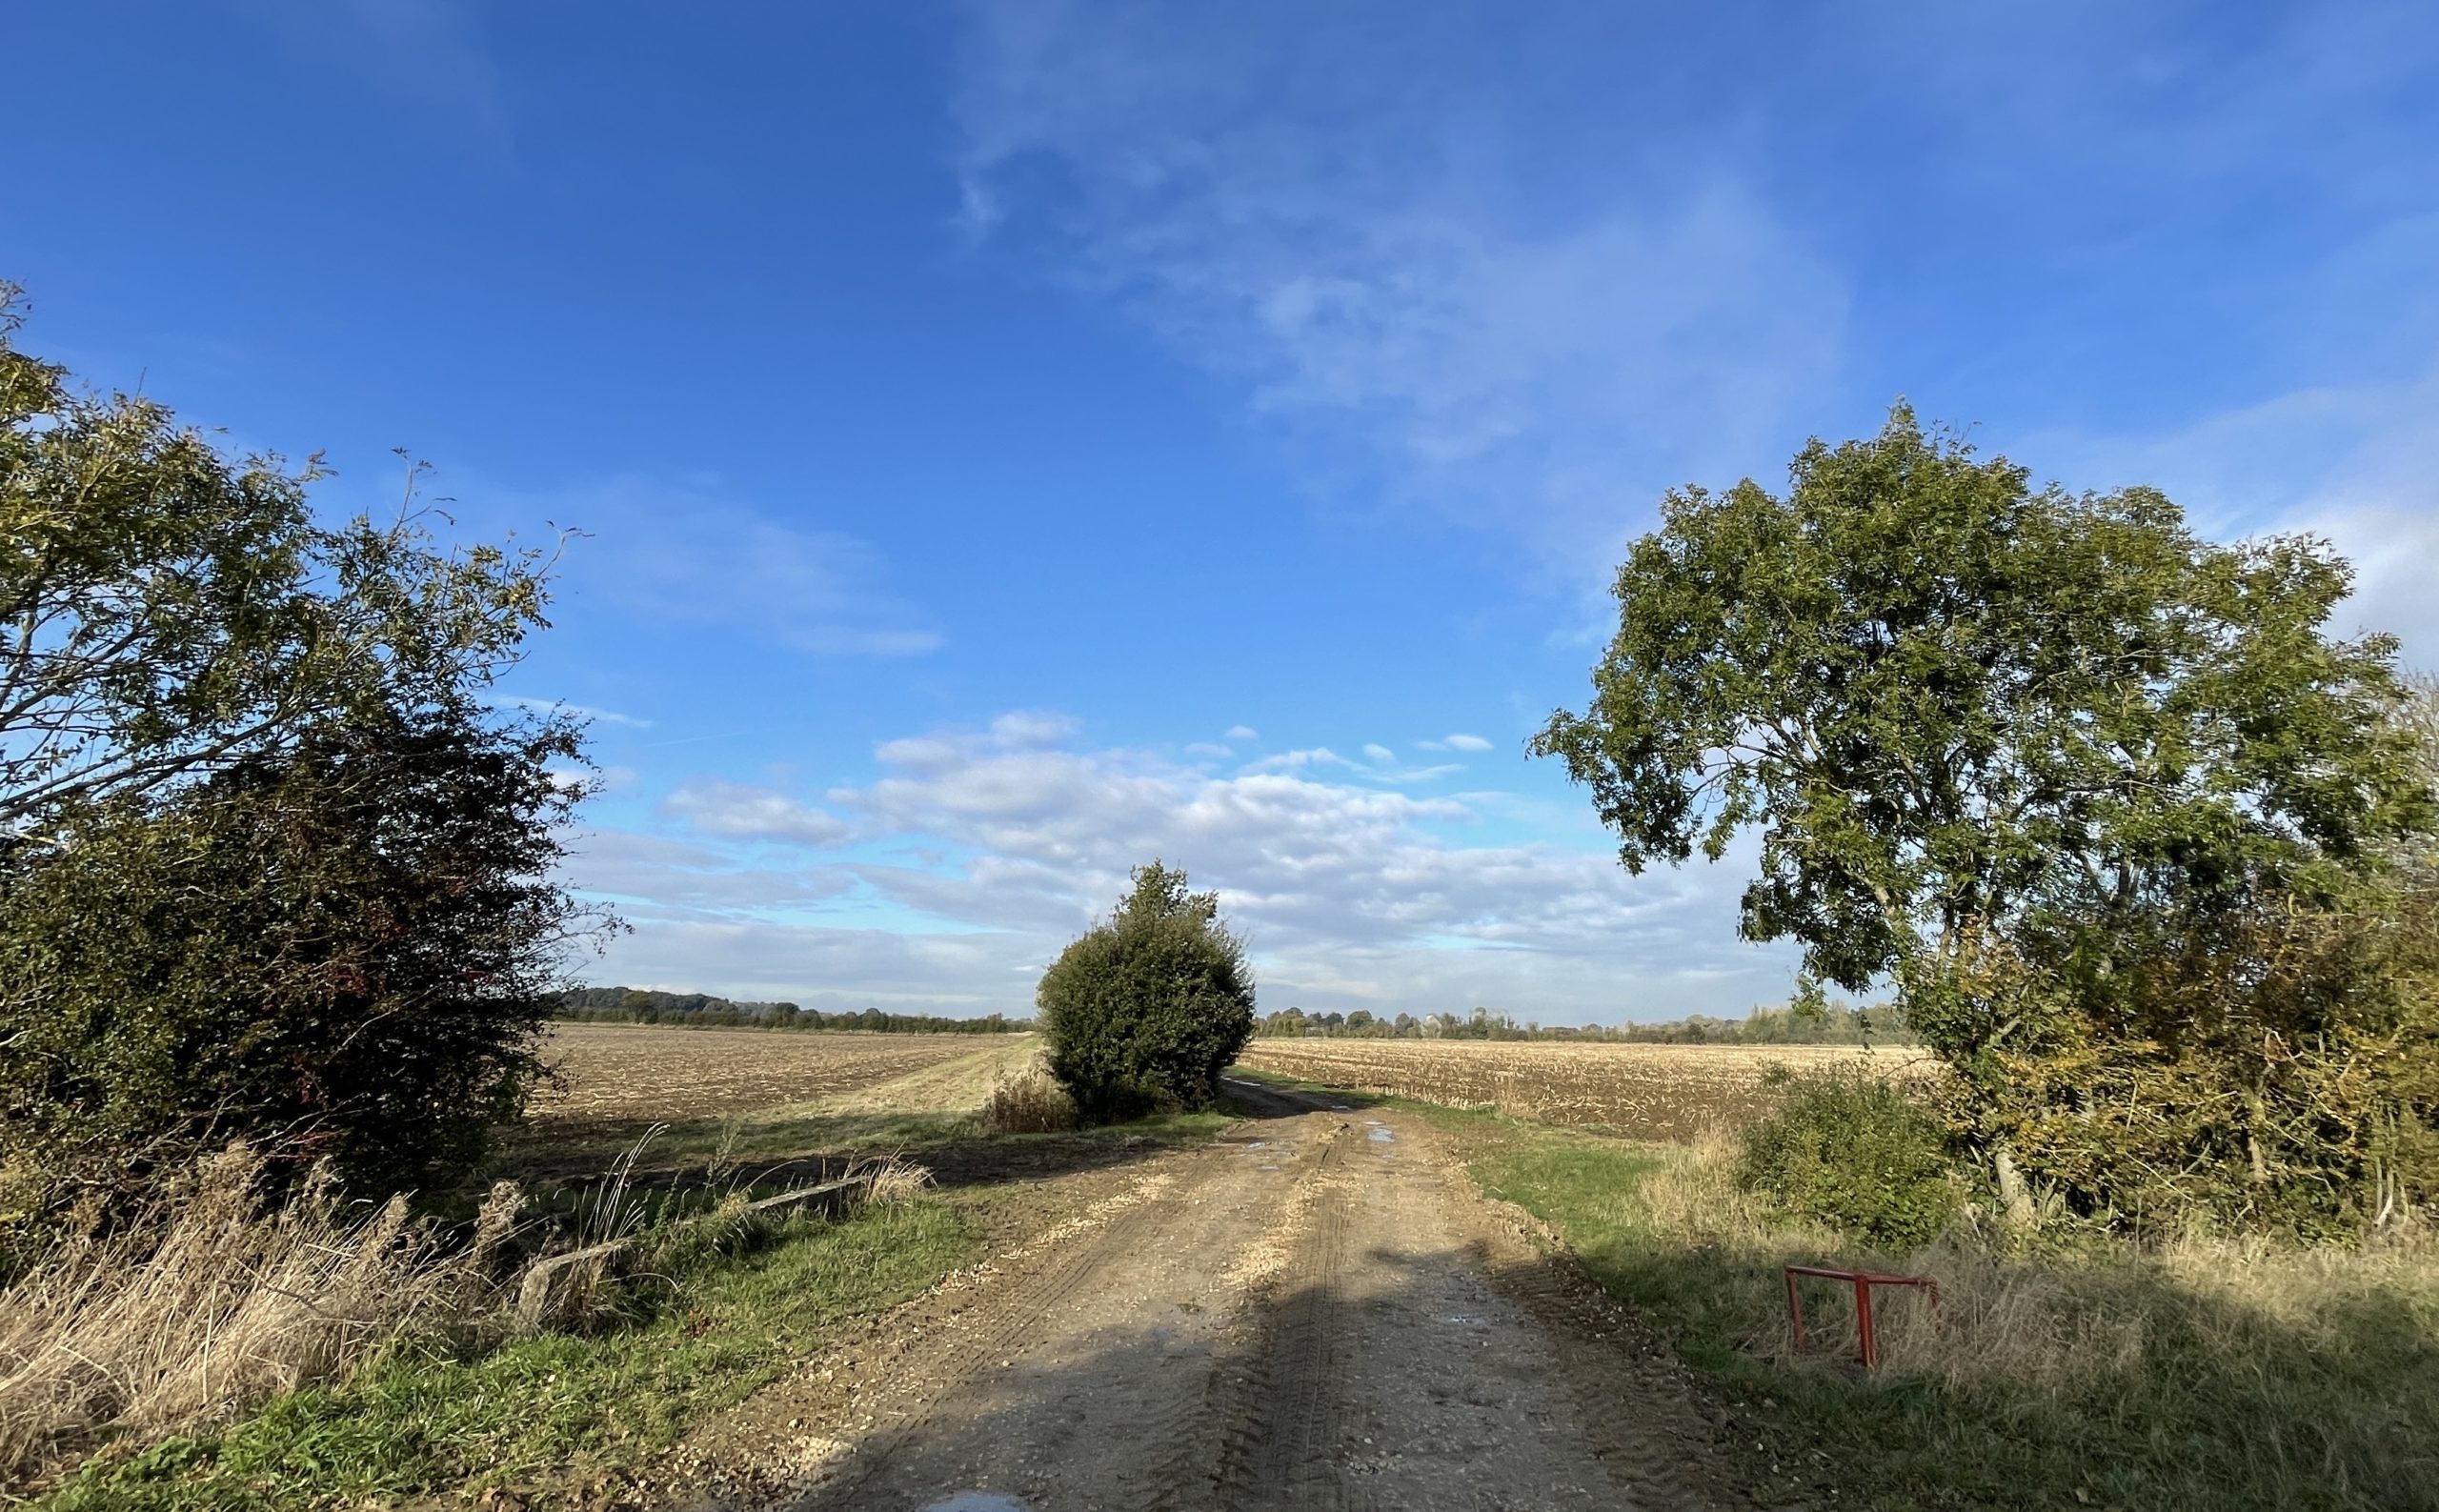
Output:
9 2 2437 1022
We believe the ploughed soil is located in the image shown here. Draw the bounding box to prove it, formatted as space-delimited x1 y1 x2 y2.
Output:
643 1079 1752 1512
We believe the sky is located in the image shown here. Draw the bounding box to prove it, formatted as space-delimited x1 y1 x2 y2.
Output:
7 2 2437 1023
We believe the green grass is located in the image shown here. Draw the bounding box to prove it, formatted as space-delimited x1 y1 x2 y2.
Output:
1414 1104 2439 1512
39 1200 980 1511
35 1094 1248 1510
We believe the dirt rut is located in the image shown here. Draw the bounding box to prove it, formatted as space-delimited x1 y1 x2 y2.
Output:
662 1082 1747 1511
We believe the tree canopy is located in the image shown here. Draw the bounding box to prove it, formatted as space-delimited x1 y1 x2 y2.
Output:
0 285 554 835
1538 408 2437 1229
1534 405 2429 1034
0 290 600 1244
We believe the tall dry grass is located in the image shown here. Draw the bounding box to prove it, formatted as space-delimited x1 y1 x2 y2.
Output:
1642 1128 2437 1398
0 1137 941 1489
984 1063 1079 1134
0 1144 522 1483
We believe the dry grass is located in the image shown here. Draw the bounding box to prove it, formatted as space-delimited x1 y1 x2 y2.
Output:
1241 1037 1928 1138
1477 1120 2439 1506
816 1037 1043 1118
984 1063 1080 1134
1634 1128 2438 1386
0 1131 945 1492
0 1146 519 1485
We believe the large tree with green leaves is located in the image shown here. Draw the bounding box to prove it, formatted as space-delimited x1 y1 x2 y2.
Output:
0 288 601 1243
1536 408 2434 1227
0 285 553 835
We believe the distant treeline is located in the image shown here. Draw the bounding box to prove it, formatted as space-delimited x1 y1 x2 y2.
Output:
1251 1001 1911 1045
555 986 1031 1035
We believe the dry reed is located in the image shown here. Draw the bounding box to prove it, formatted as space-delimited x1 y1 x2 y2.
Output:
984 1065 1079 1134
0 1144 521 1484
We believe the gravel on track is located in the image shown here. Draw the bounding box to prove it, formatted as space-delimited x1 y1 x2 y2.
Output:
651 1079 1750 1512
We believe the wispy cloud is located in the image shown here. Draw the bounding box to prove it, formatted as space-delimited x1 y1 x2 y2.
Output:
1421 733 1494 753
2020 354 2439 668
571 709 1796 1018
490 694 655 729
953 1 1845 559
554 476 944 658
247 0 514 163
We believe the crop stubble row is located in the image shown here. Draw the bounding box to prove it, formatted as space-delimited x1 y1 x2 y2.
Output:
1238 1038 1925 1139
530 1023 995 1122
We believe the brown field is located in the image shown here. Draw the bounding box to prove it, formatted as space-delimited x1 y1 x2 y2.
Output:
530 1022 1024 1123
1238 1037 1929 1139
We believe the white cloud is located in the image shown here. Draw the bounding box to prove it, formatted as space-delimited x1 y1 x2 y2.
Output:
661 779 852 848
573 711 1799 1019
561 827 857 915
1224 725 1260 741
2023 354 2439 670
1422 733 1494 753
1361 742 1396 764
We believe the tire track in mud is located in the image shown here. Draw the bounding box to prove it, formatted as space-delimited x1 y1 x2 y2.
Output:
1208 1119 1357 1512
1397 1119 1751 1512
664 1089 1753 1512
778 1167 1186 1509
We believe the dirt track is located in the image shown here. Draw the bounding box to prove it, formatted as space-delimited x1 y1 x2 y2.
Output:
655 1080 1749 1512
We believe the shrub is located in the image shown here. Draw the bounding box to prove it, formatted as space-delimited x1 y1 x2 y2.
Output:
0 703 595 1254
1037 862 1256 1121
1738 1065 1962 1247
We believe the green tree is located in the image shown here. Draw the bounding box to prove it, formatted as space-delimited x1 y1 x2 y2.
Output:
1037 862 1256 1120
1535 406 2425 1032
0 702 590 1226
1536 407 2432 1226
0 290 601 1241
0 285 553 834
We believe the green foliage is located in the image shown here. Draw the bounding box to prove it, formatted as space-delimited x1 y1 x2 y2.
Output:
554 987 1028 1034
1535 404 2427 1002
1539 406 2436 1232
1738 1065 1962 1246
1250 997 1908 1044
0 705 592 1239
1438 1107 2439 1512
0 287 555 830
0 291 601 1244
1037 861 1256 1120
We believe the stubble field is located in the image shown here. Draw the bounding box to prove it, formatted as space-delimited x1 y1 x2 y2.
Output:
1238 1037 1929 1139
529 1023 1028 1122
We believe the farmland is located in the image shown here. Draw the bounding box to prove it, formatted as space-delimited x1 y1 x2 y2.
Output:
1238 1037 1928 1139
499 1024 1044 1179
529 1022 1024 1122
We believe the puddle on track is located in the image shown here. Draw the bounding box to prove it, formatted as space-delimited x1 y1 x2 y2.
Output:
921 1495 1033 1512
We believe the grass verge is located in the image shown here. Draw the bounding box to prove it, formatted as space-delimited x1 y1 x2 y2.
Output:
1416 1104 2439 1512
34 1198 979 1511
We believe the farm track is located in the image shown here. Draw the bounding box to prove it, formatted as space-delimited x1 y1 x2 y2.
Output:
655 1080 1749 1512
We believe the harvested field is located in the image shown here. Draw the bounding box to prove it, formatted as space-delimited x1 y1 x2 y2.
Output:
1238 1038 1929 1139
531 1023 1021 1123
